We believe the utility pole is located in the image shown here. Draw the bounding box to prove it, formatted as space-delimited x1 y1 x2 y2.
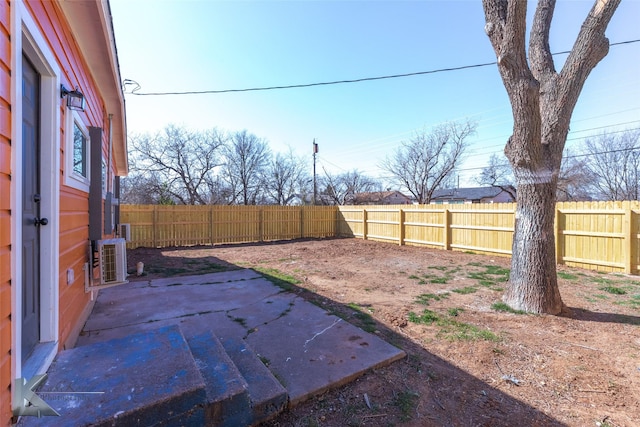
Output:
313 140 318 205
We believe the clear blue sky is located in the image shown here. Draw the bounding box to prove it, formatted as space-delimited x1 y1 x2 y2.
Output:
110 0 640 187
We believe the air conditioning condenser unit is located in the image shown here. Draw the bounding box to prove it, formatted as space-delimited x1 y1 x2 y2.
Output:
98 238 127 285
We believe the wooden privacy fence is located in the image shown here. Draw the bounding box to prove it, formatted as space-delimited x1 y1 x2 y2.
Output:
121 201 640 275
338 201 640 275
120 205 337 248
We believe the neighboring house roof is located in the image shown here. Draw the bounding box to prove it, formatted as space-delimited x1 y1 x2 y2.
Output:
431 186 515 202
59 0 128 176
352 191 412 204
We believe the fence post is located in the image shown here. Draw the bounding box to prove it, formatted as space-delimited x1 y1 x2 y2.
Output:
623 206 632 274
300 208 305 239
362 208 368 240
443 208 450 250
398 209 405 246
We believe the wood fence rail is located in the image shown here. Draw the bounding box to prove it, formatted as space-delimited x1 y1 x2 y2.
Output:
121 201 640 275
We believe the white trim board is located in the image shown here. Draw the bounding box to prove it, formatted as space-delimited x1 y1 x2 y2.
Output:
11 0 61 390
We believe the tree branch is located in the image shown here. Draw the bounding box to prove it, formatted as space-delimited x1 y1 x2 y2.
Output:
557 0 621 118
529 0 556 80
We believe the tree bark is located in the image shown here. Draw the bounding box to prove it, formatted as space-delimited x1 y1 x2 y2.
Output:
506 180 562 313
483 0 620 314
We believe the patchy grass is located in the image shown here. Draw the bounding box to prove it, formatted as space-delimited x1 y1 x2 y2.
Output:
408 309 439 324
600 286 627 295
393 390 420 422
468 264 510 289
410 267 460 285
437 319 501 342
558 271 580 281
447 307 464 317
347 303 377 333
485 265 510 276
452 286 477 295
591 276 616 285
408 309 500 342
491 302 527 315
415 293 449 305
254 267 301 292
615 295 640 309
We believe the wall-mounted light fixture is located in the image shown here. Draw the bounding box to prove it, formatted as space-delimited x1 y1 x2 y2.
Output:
60 84 86 111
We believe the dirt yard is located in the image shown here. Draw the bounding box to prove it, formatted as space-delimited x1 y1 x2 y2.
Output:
127 238 640 427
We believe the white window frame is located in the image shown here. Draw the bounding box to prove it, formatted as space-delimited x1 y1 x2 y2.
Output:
64 110 90 192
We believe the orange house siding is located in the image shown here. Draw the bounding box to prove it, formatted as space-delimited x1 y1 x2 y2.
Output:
1 1 124 424
0 0 10 423
25 1 116 353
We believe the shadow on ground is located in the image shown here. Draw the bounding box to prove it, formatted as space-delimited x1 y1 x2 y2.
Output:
563 306 640 325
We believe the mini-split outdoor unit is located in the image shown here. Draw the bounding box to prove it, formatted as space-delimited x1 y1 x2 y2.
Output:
119 223 131 242
97 238 128 285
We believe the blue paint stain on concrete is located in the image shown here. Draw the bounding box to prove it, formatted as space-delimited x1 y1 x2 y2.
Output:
20 325 206 427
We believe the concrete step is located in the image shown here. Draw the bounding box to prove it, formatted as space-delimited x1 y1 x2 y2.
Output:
19 325 206 427
185 332 253 427
219 336 288 425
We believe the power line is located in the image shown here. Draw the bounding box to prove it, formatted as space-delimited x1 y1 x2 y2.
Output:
124 39 640 96
455 127 640 173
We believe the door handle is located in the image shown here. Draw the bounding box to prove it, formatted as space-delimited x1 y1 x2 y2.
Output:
34 217 48 226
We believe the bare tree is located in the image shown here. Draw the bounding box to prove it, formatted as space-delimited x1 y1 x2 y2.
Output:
582 130 640 201
320 169 381 205
483 0 620 313
263 149 310 205
475 154 517 199
223 130 271 205
381 120 476 204
556 148 594 201
121 174 177 205
127 125 226 205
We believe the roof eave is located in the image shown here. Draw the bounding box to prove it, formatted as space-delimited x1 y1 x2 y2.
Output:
58 0 128 176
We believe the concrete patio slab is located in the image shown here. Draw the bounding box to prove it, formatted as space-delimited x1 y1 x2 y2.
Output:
31 268 405 426
245 297 406 404
148 269 262 287
226 291 299 331
83 275 282 331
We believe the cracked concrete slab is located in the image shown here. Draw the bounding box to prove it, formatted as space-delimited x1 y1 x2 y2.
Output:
75 268 405 420
245 297 406 404
83 274 281 332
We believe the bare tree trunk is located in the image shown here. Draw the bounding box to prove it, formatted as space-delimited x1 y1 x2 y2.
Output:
507 179 563 313
483 0 620 314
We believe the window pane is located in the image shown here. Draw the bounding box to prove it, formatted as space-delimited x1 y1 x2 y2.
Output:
73 122 86 177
